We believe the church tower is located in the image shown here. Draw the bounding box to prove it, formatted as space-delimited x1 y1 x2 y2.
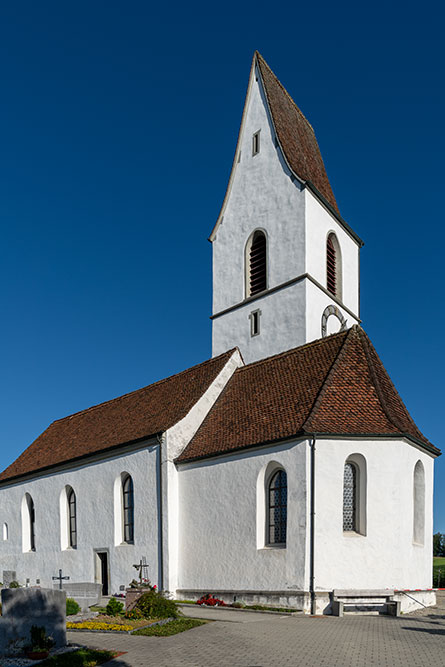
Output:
211 53 364 364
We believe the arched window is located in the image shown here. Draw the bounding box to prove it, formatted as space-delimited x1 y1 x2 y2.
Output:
3 523 8 541
326 233 342 299
413 460 425 545
68 488 77 549
342 455 367 535
60 486 77 550
123 474 134 544
22 493 35 552
343 462 357 531
268 469 287 545
246 230 267 297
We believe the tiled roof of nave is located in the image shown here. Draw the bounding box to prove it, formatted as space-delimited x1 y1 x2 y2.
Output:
0 349 235 482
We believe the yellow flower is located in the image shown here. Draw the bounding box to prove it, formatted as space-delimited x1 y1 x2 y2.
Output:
67 622 133 632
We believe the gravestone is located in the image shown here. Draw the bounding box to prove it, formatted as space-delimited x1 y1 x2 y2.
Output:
2 571 16 588
0 588 66 655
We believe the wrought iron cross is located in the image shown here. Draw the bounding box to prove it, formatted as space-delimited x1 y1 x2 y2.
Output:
52 569 70 590
133 557 149 585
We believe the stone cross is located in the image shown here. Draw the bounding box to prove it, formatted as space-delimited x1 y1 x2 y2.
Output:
52 569 70 590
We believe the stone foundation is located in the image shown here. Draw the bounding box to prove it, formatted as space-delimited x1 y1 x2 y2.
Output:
176 589 437 615
393 589 436 613
176 589 306 610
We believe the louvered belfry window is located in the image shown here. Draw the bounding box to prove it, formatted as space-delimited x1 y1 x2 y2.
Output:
327 235 337 296
249 231 267 295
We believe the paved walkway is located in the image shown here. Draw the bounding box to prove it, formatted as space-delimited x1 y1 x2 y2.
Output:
67 596 445 667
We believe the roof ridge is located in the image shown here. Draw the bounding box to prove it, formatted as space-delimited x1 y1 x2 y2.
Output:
240 329 348 373
301 326 356 432
255 52 316 134
51 349 237 425
357 329 427 440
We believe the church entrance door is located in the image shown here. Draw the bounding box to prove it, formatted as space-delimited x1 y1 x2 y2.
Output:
94 550 109 596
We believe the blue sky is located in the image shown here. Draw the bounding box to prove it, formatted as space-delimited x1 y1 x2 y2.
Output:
0 1 444 530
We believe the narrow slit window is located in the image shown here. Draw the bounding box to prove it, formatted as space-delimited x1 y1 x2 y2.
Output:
252 130 260 156
250 309 261 337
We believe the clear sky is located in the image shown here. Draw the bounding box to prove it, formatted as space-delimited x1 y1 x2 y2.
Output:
0 1 444 529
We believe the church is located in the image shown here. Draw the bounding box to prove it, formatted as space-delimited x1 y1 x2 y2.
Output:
0 52 439 615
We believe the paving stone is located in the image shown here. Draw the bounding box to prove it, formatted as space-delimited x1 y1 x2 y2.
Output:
66 600 445 667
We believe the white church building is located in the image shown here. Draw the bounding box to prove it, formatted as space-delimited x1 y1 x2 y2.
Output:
0 52 439 615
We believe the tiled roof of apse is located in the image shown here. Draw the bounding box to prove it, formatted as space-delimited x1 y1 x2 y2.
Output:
0 350 235 482
177 327 439 463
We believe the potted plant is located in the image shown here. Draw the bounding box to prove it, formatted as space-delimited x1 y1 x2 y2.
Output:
25 625 54 660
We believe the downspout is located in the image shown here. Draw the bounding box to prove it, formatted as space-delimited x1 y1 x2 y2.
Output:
157 433 164 592
309 435 316 615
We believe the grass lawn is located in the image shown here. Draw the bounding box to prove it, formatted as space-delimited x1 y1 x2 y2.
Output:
40 648 118 666
433 558 445 587
132 618 207 636
94 613 154 628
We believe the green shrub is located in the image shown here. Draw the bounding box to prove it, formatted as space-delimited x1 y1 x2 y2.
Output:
133 590 179 619
39 648 115 666
9 580 20 588
105 598 124 616
66 598 80 616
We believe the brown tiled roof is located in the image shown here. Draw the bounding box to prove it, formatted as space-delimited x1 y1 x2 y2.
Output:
256 52 339 214
0 350 235 482
177 327 439 463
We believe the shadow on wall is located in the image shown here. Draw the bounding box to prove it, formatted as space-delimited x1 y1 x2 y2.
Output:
0 588 66 655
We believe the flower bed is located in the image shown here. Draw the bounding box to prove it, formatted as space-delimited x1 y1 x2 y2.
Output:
67 621 134 632
197 594 226 606
67 614 156 632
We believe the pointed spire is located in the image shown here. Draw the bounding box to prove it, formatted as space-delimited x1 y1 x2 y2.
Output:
255 51 339 214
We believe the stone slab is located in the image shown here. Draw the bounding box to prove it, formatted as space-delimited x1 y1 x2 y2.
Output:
2 571 16 588
333 589 394 597
55 582 102 612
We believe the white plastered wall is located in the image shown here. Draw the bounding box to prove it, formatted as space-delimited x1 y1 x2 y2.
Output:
305 189 360 318
0 445 160 594
177 440 308 593
212 282 306 364
313 438 434 591
160 350 244 594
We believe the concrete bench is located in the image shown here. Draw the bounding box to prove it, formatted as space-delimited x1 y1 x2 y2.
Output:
332 589 401 617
